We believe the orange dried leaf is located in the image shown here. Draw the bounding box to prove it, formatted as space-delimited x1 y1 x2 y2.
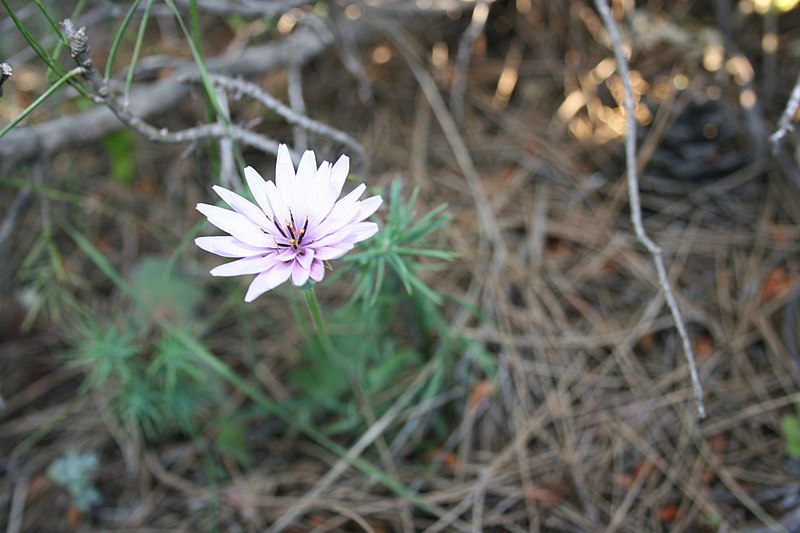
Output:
599 259 620 274
468 380 495 410
442 451 459 469
709 433 727 454
760 266 793 301
307 514 328 528
694 336 714 359
615 474 635 489
523 486 563 507
658 504 679 522
769 224 792 245
67 507 84 527
25 474 50 502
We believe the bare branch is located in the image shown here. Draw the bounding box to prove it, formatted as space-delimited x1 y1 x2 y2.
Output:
593 0 706 419
450 0 489 119
198 74 364 166
0 62 12 97
0 18 376 172
60 19 281 156
770 71 800 154
287 63 308 151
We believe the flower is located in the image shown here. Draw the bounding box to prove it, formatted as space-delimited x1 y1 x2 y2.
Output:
196 144 382 302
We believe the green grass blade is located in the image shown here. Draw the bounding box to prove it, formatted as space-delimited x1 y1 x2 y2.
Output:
0 67 84 139
124 0 155 96
31 0 68 45
162 0 229 125
104 0 144 81
2 0 66 75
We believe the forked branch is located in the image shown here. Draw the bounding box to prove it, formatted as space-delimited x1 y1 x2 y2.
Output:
593 0 706 419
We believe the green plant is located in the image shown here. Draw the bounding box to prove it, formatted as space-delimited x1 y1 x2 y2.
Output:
781 402 800 459
343 180 456 307
287 181 486 437
47 449 101 512
67 256 219 439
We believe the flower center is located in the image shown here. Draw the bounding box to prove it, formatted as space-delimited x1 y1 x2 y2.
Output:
272 210 309 253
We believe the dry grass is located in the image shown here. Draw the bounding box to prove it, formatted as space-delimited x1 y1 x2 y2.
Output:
2 1 800 531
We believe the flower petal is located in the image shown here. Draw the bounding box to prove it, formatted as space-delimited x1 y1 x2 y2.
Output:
308 185 367 239
312 245 352 261
309 258 325 282
329 154 349 199
196 203 271 248
275 144 297 202
303 161 332 226
306 161 336 227
291 262 310 286
313 221 378 248
357 195 383 220
195 236 264 258
264 181 291 231
244 262 293 302
244 166 272 215
210 255 277 276
212 185 270 229
345 221 380 242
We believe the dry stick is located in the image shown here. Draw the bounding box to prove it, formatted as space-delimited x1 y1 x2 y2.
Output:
286 63 308 151
173 0 309 17
5 471 28 533
329 2 373 103
202 74 364 166
593 0 705 419
60 19 282 156
449 0 490 120
214 86 240 190
0 62 12 97
770 70 800 153
1 20 342 171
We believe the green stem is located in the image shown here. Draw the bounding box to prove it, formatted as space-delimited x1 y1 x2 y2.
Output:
302 286 340 364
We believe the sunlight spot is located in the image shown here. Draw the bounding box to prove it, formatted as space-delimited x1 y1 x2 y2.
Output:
672 74 689 91
762 32 778 54
703 42 725 72
740 89 757 108
372 45 392 65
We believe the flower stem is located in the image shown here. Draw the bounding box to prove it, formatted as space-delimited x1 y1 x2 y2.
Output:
302 287 372 412
302 286 341 366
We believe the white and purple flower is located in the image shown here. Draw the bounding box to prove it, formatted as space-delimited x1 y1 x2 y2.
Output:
196 144 382 302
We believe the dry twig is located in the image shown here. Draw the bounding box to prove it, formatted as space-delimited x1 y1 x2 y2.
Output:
770 71 800 153
450 0 490 120
0 62 12 97
593 0 706 418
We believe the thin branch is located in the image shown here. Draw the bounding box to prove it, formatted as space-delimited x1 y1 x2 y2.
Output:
60 19 281 157
201 73 364 166
0 188 32 259
770 71 800 154
214 86 240 190
1 15 385 173
287 63 308 151
0 62 12 97
450 0 489 119
173 0 309 17
329 2 373 103
593 0 706 419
